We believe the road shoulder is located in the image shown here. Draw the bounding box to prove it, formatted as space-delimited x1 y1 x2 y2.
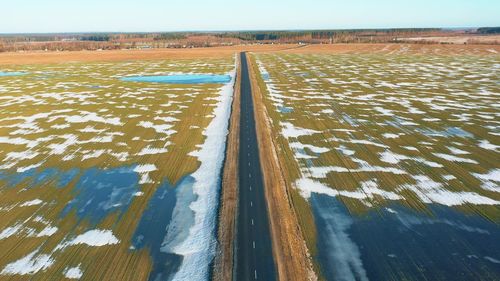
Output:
247 53 317 281
213 54 241 281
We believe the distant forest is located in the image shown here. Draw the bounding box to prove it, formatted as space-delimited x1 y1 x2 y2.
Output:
0 27 498 52
218 28 440 41
477 27 500 34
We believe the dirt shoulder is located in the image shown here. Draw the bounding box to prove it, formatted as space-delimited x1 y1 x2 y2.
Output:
0 44 297 65
213 54 241 281
247 54 316 281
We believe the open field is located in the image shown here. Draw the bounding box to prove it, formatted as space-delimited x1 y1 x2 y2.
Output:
282 43 500 55
1 43 499 280
400 35 500 45
0 45 298 65
0 55 235 280
252 45 500 280
1 43 497 66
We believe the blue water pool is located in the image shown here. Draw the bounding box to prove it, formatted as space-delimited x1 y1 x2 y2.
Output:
0 71 27 77
121 74 231 84
310 194 500 281
278 106 293 113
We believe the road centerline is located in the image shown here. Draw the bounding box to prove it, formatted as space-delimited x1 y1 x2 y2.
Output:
235 52 277 281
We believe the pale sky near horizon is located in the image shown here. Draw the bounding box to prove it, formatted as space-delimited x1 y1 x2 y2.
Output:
1 0 499 33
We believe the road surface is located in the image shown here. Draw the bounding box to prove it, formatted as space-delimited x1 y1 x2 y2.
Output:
235 52 277 281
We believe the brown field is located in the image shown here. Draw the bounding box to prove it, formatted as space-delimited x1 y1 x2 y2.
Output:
282 43 500 55
400 34 500 45
2 43 499 66
2 42 497 280
250 43 500 280
0 45 298 65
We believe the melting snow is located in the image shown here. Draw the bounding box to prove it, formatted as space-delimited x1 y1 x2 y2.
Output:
64 265 83 279
433 153 478 164
170 64 236 281
133 164 157 184
478 140 499 151
0 224 22 240
281 122 320 138
473 169 500 193
0 249 54 275
60 229 120 248
20 199 43 207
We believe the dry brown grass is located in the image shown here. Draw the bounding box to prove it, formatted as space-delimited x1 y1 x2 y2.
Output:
0 45 298 65
248 55 316 281
212 55 241 281
401 34 500 45
2 43 498 66
282 43 500 55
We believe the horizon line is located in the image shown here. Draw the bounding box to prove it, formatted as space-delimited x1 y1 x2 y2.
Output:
1 25 497 36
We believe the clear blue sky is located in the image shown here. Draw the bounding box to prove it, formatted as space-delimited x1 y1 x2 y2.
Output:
1 0 499 33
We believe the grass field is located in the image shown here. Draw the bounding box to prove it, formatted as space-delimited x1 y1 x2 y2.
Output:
252 46 500 280
0 56 235 280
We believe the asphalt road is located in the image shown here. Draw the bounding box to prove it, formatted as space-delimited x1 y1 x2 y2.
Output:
235 52 277 281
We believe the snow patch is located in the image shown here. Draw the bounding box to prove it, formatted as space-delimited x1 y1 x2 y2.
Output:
60 229 120 248
281 122 320 138
433 153 478 164
473 169 500 193
133 164 157 184
64 265 83 279
0 249 54 275
402 175 499 206
478 140 499 152
170 65 236 281
20 199 43 207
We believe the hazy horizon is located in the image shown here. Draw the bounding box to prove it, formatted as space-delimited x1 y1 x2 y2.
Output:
2 0 499 33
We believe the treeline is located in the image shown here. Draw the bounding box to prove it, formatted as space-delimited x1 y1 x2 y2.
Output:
218 28 440 41
0 41 122 52
81 35 110 41
0 29 440 44
0 33 186 43
477 27 500 34
1 27 498 52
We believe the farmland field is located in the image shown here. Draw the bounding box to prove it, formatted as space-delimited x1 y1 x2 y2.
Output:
252 47 500 280
0 56 235 280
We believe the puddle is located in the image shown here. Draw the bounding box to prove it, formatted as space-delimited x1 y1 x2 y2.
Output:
0 71 27 77
311 194 500 280
0 167 79 189
278 106 293 113
131 176 196 281
121 74 231 84
61 165 140 224
417 126 474 138
342 114 358 126
261 73 270 81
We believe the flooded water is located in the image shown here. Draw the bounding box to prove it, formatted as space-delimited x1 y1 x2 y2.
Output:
311 194 500 281
0 167 79 189
278 106 293 113
132 176 196 281
121 74 231 84
61 166 140 224
0 71 27 77
261 72 270 81
0 165 201 280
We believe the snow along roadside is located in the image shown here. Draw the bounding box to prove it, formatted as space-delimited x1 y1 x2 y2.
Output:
170 59 236 281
